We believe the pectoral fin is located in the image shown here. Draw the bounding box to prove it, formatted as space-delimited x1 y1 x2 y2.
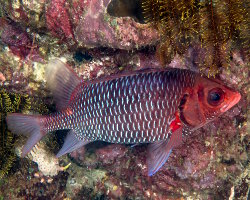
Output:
147 127 183 176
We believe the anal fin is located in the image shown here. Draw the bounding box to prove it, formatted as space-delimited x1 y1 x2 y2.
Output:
147 127 183 176
56 130 91 157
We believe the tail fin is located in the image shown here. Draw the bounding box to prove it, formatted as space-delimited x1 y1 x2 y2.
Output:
6 113 46 157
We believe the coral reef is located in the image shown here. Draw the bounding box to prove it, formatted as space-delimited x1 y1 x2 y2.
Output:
0 0 248 199
96 144 128 165
1 0 160 50
0 18 43 62
63 98 248 199
0 87 49 179
141 0 249 75
26 142 60 176
0 88 31 179
0 158 68 199
45 0 76 41
73 0 159 49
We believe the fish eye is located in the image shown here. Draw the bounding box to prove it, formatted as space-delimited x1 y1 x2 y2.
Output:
207 88 224 106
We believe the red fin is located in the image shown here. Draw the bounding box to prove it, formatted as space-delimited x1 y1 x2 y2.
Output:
46 59 81 110
6 113 46 157
147 127 183 176
56 130 91 157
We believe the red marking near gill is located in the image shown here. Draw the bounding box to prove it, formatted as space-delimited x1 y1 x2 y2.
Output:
65 108 73 115
169 112 182 132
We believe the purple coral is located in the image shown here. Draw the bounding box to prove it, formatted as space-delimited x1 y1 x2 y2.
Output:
0 19 42 62
96 144 128 164
45 0 76 40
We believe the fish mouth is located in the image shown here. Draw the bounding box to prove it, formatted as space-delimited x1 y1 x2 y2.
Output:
220 92 241 113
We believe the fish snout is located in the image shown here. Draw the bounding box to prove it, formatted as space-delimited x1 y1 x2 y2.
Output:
220 92 241 113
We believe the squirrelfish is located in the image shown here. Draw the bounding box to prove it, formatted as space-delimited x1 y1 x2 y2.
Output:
7 59 241 176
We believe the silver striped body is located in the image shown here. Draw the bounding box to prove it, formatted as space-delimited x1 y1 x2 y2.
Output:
46 69 196 143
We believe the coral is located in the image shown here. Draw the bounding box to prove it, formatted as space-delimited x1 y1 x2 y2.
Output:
26 142 60 176
96 144 128 164
0 0 248 199
73 0 160 50
0 44 51 97
1 0 160 52
141 0 249 76
0 158 68 199
0 86 50 179
65 166 108 198
0 18 43 62
0 88 31 179
0 0 46 28
0 72 6 83
45 0 75 41
19 129 63 178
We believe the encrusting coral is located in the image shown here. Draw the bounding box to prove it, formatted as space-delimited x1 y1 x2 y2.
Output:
141 0 249 76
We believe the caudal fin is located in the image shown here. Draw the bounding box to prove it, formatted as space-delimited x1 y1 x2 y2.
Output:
6 113 46 157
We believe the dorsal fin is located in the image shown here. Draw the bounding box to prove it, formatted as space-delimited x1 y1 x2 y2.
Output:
45 59 81 110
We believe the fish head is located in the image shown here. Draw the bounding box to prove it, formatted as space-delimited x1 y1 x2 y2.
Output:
179 75 241 130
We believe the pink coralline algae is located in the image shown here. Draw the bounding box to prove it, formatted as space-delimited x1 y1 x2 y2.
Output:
44 0 159 49
0 19 42 62
74 0 159 49
3 0 160 50
96 144 128 164
45 0 75 40
69 146 86 163
0 72 6 83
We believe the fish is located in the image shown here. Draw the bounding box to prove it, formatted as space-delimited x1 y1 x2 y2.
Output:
6 59 241 176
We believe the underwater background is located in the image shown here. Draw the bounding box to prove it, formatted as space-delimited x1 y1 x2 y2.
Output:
0 0 249 199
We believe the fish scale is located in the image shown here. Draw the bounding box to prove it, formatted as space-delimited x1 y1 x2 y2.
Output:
45 69 195 143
